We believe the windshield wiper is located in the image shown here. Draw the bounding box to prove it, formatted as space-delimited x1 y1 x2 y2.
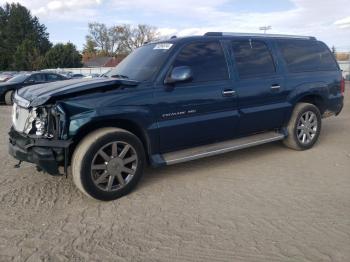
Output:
110 74 129 79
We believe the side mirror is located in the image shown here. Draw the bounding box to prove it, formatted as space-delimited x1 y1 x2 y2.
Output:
165 66 193 85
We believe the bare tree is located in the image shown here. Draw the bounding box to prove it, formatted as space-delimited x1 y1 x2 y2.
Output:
108 25 125 54
85 23 159 56
86 23 111 56
331 46 336 55
119 24 159 53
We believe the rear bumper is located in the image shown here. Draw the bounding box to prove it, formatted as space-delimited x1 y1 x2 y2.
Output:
336 102 343 116
325 95 344 117
8 128 72 175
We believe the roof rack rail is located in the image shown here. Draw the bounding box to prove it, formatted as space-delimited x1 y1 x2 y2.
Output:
204 32 223 36
204 32 316 40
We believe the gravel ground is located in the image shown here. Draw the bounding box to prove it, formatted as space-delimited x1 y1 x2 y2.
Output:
0 85 349 262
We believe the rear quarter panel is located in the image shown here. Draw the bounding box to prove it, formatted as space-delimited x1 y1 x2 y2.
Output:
271 39 343 122
284 70 343 121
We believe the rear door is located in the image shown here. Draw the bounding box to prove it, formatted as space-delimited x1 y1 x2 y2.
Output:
154 40 239 153
230 39 290 135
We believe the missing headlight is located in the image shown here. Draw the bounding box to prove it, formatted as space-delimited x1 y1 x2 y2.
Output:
33 107 53 137
24 107 49 137
35 117 46 136
13 102 62 138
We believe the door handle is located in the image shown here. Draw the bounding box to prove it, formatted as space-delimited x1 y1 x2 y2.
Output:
270 85 281 90
222 89 236 97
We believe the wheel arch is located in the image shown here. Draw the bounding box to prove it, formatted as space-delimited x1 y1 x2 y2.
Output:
294 94 326 115
69 119 151 164
2 88 15 104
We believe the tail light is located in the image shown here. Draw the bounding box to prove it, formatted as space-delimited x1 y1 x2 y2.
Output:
340 77 345 95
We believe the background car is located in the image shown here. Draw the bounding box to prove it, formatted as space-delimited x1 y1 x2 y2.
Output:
70 73 86 79
0 72 17 82
84 73 100 79
0 72 68 105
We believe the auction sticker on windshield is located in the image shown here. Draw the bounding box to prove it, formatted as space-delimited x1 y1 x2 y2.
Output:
153 43 173 50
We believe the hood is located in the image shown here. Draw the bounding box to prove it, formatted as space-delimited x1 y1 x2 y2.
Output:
17 78 139 107
0 82 19 88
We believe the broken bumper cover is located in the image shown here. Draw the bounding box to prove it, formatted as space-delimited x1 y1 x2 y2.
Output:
8 128 72 175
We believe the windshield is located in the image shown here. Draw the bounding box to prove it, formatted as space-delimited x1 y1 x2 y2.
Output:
7 74 30 83
106 43 174 82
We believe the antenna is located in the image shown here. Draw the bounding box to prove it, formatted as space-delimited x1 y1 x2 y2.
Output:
259 26 272 34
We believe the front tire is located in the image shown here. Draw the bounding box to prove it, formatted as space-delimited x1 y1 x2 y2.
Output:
283 103 322 150
4 90 13 105
72 128 145 201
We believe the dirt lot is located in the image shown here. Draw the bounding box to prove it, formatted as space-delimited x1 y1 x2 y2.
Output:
0 85 349 262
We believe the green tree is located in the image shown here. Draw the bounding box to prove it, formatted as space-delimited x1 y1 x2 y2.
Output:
83 39 97 54
0 3 51 70
43 43 82 68
12 39 43 70
82 38 97 62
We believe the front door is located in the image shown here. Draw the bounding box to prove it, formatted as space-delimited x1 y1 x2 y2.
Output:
24 73 47 86
155 41 239 153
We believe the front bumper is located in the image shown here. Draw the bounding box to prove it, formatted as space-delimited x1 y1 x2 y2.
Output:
8 128 72 175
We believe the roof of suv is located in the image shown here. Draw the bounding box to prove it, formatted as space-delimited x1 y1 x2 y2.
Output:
204 32 316 40
154 32 317 45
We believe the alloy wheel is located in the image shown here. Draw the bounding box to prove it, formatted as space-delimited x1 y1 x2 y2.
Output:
91 141 138 192
296 111 318 145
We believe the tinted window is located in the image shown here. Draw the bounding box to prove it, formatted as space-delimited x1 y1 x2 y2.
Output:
28 74 45 83
277 40 338 73
172 41 228 82
232 40 275 78
7 74 30 83
47 74 61 81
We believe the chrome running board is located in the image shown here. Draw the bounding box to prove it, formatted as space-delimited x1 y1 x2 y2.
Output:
162 131 285 165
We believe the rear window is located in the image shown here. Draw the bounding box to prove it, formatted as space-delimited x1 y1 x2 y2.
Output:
277 40 338 73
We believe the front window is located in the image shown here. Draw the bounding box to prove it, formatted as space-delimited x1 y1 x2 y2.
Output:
7 74 30 83
106 43 174 82
27 74 46 83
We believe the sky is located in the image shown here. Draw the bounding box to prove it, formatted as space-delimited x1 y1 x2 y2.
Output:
1 0 350 51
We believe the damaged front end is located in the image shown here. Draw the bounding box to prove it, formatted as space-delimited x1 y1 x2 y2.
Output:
8 78 139 176
9 93 72 175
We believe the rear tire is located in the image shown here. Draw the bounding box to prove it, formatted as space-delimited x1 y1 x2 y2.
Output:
72 128 145 201
283 103 321 150
4 90 13 105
